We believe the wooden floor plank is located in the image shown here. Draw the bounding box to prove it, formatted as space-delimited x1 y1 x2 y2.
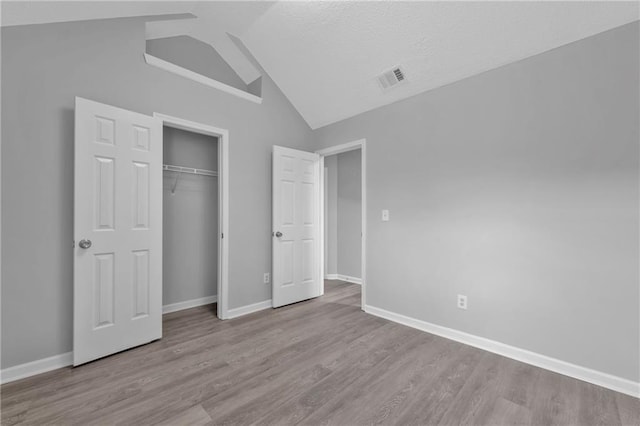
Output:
614 391 640 426
155 404 212 426
1 280 635 425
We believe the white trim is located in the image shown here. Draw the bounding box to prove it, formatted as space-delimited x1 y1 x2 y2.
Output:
337 274 362 285
226 300 273 319
144 53 263 105
162 295 218 314
316 139 365 157
325 273 362 285
1 352 72 384
364 304 640 399
154 113 230 320
317 139 367 309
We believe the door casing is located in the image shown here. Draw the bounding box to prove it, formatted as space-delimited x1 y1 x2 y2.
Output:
153 113 230 320
316 139 367 308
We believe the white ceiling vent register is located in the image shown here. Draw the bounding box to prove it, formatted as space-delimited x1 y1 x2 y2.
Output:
377 66 407 91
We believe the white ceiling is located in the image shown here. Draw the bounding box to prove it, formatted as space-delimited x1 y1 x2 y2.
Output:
3 1 639 129
239 1 639 128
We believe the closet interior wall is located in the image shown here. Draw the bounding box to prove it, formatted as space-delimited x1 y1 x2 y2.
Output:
324 150 362 281
163 127 219 306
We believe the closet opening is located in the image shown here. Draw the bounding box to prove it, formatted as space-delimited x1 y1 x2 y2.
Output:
155 113 230 320
163 126 218 318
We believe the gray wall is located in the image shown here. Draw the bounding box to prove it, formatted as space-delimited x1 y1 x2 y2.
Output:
163 127 218 305
315 22 640 382
1 17 314 369
337 149 362 279
325 150 362 279
325 156 338 276
147 36 249 94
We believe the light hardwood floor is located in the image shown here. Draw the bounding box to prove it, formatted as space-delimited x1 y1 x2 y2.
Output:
2 281 638 425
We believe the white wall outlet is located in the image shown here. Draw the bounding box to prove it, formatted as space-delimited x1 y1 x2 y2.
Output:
264 272 270 284
457 294 468 310
382 209 390 221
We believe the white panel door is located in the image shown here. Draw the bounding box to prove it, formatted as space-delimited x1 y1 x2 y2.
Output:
272 146 321 307
74 97 162 366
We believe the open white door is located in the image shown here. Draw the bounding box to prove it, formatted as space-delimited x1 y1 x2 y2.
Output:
74 97 162 366
272 146 321 307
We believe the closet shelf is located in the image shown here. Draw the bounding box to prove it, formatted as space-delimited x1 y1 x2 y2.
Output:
163 164 217 177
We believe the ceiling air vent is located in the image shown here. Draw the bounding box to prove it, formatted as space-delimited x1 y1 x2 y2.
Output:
377 66 407 91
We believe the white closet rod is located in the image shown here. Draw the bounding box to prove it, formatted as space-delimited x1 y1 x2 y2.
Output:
163 164 217 177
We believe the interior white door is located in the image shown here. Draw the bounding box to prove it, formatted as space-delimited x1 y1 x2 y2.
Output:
272 146 321 307
74 97 162 366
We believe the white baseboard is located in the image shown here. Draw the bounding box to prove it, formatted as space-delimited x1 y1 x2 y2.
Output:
364 305 640 398
1 352 72 385
162 295 218 314
337 274 362 285
325 273 362 285
226 299 272 319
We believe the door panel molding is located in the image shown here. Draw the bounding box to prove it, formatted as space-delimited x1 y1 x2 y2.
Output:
272 146 321 307
74 97 162 366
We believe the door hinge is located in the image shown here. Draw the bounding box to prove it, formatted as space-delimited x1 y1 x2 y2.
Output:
73 240 75 248
221 233 224 239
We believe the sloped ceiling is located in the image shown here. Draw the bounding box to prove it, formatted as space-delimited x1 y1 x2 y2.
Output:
3 1 638 129
239 1 639 128
145 2 274 85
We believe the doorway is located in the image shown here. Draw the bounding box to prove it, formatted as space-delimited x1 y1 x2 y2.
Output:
323 149 362 284
317 139 367 308
155 113 230 319
162 127 218 317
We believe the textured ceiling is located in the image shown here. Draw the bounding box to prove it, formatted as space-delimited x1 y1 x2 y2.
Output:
239 1 639 128
3 1 639 129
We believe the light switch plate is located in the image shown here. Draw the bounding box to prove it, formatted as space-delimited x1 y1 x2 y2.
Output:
382 209 390 221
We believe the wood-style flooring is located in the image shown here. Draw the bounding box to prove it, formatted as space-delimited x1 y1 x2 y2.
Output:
2 281 638 425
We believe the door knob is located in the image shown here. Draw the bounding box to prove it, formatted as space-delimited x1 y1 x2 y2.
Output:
275 231 283 238
79 239 92 249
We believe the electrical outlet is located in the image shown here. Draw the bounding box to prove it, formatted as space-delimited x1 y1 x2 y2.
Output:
457 294 467 310
264 272 270 284
382 209 390 221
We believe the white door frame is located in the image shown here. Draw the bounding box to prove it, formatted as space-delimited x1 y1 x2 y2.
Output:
316 139 367 308
153 113 230 320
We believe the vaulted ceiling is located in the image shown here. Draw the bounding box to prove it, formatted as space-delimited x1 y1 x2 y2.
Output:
3 1 639 129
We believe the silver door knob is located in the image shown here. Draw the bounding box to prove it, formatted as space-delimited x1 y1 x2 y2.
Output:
275 231 283 238
79 239 92 249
